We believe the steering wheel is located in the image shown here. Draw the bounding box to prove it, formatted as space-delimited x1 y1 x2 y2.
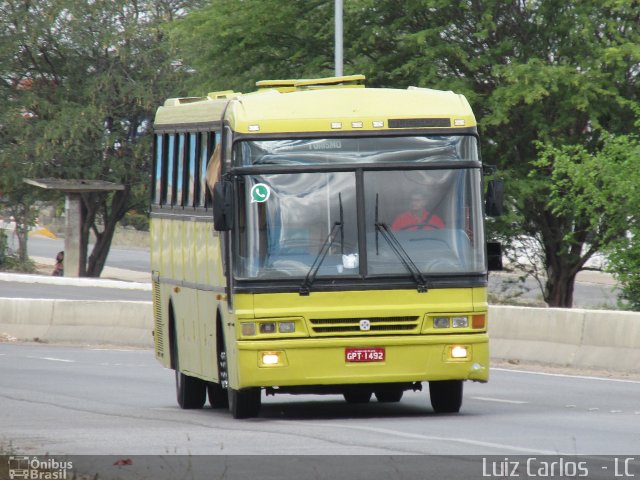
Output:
398 222 444 231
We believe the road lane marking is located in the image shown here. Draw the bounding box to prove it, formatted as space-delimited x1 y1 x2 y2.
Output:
306 422 568 455
27 356 75 363
99 362 150 367
89 348 143 352
41 357 75 363
470 396 528 404
493 367 640 384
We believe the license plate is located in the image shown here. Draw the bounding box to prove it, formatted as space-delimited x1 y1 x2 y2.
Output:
345 347 385 363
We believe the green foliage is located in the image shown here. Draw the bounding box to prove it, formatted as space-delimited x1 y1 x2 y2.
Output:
0 229 6 265
170 0 640 307
170 0 336 93
0 253 36 274
539 131 640 309
345 0 640 306
120 211 150 232
0 0 201 276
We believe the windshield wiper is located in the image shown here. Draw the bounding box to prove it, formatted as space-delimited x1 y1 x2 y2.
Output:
299 193 344 296
375 223 429 293
374 194 428 293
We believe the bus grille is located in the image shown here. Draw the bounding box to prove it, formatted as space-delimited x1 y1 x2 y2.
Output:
309 316 420 335
152 280 164 356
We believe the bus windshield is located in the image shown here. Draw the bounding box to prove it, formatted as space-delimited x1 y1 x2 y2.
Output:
233 136 485 281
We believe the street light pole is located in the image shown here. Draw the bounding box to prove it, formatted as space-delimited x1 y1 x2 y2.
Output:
335 0 343 77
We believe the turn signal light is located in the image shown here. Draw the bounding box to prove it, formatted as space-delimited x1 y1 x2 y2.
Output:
472 314 486 329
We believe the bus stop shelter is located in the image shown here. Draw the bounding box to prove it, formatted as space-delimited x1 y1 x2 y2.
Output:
24 178 124 277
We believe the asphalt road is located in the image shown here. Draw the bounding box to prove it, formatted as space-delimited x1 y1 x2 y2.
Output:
27 236 150 273
0 282 151 301
1 344 639 457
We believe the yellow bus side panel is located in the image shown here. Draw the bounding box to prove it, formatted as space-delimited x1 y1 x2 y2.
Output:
151 215 227 376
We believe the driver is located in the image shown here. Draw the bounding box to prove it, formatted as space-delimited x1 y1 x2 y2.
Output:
391 191 444 231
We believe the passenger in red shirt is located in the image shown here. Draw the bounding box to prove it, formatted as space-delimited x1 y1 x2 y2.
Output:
391 192 444 231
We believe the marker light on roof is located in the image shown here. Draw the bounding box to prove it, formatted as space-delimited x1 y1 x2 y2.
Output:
454 119 466 126
248 124 260 132
372 121 384 128
331 122 342 129
351 121 363 128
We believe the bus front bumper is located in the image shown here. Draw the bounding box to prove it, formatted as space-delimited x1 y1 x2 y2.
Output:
233 333 489 389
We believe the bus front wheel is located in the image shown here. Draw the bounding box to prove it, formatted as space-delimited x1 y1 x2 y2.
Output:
208 347 229 409
228 387 261 419
429 380 463 413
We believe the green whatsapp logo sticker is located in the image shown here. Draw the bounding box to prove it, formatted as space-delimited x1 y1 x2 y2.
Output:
250 183 270 203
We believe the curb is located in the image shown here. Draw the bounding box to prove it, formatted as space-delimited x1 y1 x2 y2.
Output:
0 272 151 291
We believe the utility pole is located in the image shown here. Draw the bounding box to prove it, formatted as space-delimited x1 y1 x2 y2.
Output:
335 0 343 77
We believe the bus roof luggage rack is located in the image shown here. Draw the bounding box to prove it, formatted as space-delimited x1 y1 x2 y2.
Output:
207 90 237 100
256 74 366 92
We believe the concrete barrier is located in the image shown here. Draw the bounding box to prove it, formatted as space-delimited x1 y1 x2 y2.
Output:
0 298 153 347
1 298 639 374
490 305 640 373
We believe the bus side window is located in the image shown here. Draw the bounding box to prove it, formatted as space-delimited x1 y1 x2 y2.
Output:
175 133 185 206
163 134 176 206
187 133 197 208
200 132 216 208
206 143 221 207
152 134 163 205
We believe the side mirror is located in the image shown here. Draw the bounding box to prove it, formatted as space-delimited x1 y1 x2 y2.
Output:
213 180 233 231
487 241 503 271
486 179 505 217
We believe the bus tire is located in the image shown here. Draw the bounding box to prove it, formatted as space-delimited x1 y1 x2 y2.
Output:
176 370 206 409
210 318 230 409
343 390 372 404
172 322 206 409
207 382 228 409
374 389 404 403
228 387 261 419
429 380 463 413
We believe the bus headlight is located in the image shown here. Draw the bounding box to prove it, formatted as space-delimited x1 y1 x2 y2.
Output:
452 316 469 328
279 321 295 333
259 322 276 334
433 317 450 328
242 322 256 336
450 345 469 359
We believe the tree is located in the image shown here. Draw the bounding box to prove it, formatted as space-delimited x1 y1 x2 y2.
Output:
0 98 41 266
169 0 336 93
0 0 202 276
541 129 640 310
168 0 640 306
345 0 640 307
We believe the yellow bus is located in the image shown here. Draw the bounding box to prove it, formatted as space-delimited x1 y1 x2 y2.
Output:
151 75 503 419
